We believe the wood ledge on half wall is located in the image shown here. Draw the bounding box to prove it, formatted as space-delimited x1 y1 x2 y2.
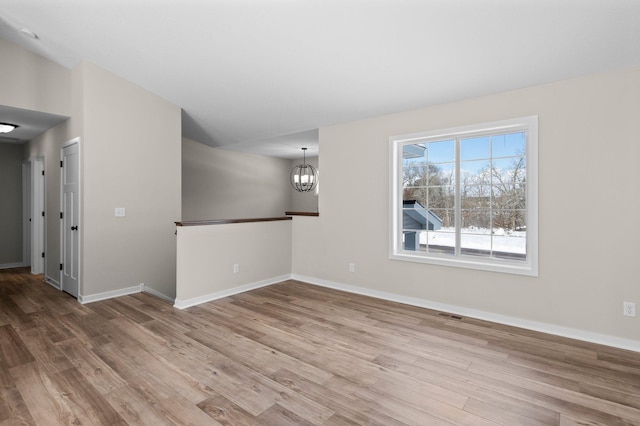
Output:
284 211 319 217
175 216 292 226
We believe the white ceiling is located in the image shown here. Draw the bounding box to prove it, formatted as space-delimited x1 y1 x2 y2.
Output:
1 0 639 159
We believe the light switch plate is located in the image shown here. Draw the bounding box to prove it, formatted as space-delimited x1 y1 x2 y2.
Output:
115 207 126 217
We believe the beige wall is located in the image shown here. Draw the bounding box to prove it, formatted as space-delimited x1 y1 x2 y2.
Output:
292 67 640 344
0 38 70 116
290 156 319 213
182 137 292 220
5 39 181 299
80 62 181 299
176 220 292 307
0 143 25 265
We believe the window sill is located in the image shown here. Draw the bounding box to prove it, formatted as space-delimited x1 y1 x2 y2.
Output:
389 251 538 277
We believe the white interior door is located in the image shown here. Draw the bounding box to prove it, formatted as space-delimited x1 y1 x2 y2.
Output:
61 142 79 297
31 157 45 274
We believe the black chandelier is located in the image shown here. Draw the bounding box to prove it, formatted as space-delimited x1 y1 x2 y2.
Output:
290 147 318 192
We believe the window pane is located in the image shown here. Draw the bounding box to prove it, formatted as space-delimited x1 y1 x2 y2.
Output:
492 185 525 210
492 132 526 158
403 187 426 205
430 208 455 229
461 136 490 161
461 185 491 209
492 157 526 184
491 220 526 260
427 230 455 255
461 234 491 257
428 186 454 210
427 140 454 163
428 162 454 186
402 230 426 251
402 143 426 163
461 160 491 185
461 209 491 230
492 209 526 232
402 205 429 231
403 165 427 187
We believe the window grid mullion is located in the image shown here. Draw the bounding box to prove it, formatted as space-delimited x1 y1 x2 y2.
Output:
489 134 494 257
454 137 461 256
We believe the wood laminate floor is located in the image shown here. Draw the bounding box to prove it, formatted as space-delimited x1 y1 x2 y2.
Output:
1 267 639 425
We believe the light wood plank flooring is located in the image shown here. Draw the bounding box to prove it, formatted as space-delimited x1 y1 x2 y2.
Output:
1 267 639 425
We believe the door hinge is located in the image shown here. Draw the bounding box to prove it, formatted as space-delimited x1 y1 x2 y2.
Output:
60 263 63 271
42 170 45 176
42 211 45 217
60 160 63 167
60 212 63 219
41 252 45 258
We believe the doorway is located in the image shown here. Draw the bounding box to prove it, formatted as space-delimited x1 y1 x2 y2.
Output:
60 138 80 297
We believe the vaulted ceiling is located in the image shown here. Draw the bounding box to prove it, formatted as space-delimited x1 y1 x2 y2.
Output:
1 1 639 158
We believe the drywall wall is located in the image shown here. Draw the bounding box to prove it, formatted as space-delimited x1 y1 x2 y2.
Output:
0 38 70 116
175 220 292 307
292 66 640 345
182 137 292 220
0 143 24 265
290 156 319 213
80 62 181 299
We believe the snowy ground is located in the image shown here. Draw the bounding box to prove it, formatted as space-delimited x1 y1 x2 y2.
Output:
417 227 526 253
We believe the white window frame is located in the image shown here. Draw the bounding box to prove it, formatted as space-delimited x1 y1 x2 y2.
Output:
389 116 538 276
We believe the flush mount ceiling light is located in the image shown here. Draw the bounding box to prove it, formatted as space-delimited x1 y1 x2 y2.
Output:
0 123 19 133
290 147 318 192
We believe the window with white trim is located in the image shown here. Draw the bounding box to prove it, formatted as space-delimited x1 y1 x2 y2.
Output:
390 116 538 276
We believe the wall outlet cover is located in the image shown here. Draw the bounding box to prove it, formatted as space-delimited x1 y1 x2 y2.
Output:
623 302 636 317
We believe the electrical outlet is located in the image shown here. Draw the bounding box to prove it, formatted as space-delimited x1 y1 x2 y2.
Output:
233 264 239 274
348 263 355 273
623 302 636 317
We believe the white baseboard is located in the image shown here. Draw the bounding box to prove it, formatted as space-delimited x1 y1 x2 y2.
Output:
174 274 292 310
141 283 175 304
0 262 26 270
292 274 640 353
45 275 61 290
79 284 143 304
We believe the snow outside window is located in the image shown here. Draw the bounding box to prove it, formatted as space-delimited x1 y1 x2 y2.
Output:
389 116 538 276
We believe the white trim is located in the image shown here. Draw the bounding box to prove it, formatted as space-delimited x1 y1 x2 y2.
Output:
60 137 82 298
390 116 538 277
141 283 175 303
45 275 61 290
79 283 143 304
174 274 292 309
0 262 26 270
31 156 45 275
291 274 640 353
22 160 31 266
